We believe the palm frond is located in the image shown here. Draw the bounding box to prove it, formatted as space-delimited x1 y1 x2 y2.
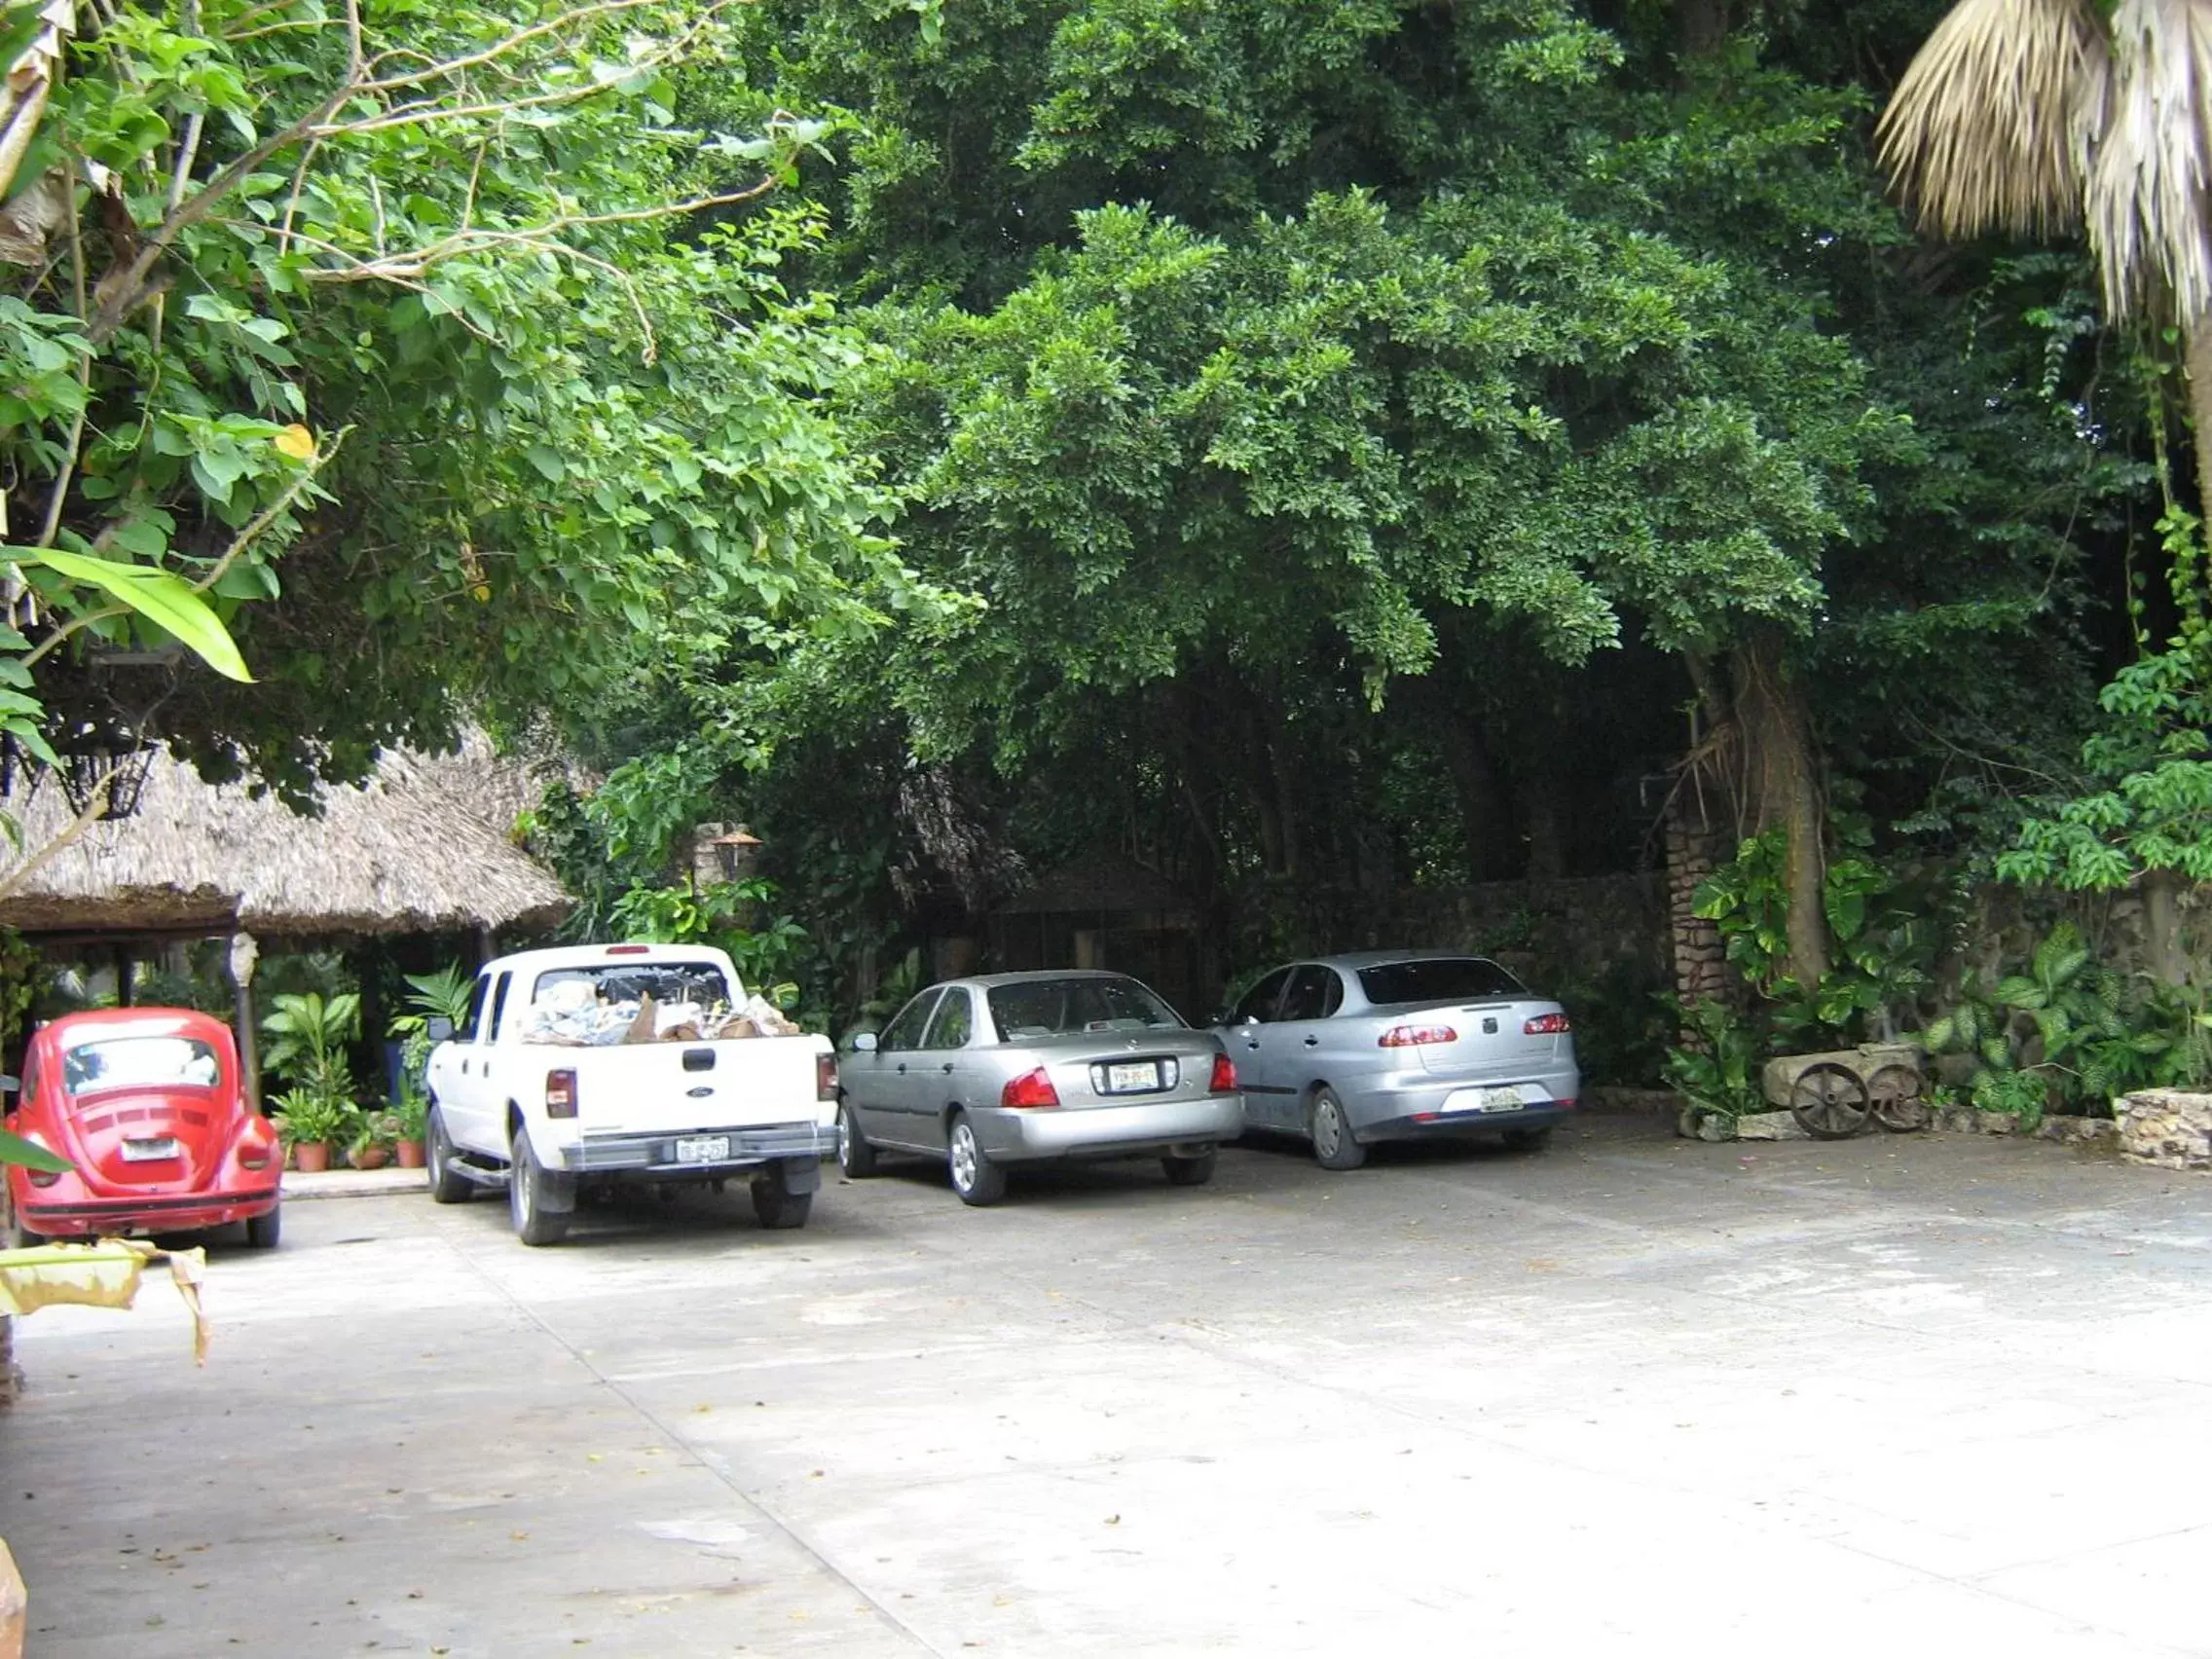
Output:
1878 0 2109 239
2086 0 2212 322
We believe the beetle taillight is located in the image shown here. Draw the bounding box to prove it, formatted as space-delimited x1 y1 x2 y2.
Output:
1524 1013 1572 1035
1379 1025 1456 1048
1208 1053 1236 1092
545 1069 578 1119
1001 1067 1060 1109
817 1053 838 1101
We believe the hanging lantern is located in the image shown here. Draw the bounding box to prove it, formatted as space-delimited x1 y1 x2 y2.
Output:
55 722 155 821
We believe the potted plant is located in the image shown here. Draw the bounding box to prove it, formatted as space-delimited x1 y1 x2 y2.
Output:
386 967 468 1170
391 1089 428 1168
273 1089 353 1174
349 1111 398 1171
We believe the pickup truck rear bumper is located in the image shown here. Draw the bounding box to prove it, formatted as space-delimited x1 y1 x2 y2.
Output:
560 1121 828 1177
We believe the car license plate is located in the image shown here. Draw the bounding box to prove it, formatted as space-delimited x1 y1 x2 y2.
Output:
674 1135 731 1163
1104 1061 1161 1093
121 1137 181 1161
1476 1088 1527 1113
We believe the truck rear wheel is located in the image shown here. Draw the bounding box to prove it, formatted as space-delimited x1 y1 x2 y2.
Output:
509 1133 571 1247
751 1166 813 1230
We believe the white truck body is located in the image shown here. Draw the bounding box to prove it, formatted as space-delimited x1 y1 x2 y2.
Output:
424 943 833 1242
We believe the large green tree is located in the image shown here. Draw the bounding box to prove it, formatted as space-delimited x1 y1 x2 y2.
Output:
0 0 910 802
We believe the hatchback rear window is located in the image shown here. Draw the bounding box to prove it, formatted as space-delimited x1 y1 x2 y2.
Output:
988 977 1184 1040
1356 958 1525 1006
62 1037 221 1095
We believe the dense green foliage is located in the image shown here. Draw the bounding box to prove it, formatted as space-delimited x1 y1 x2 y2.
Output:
16 0 2195 1070
3 0 914 802
557 0 2150 1029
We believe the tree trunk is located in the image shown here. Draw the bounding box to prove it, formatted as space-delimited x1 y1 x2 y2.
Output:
2143 867 2188 987
2187 322 2212 556
1732 629 1828 988
1437 713 1515 880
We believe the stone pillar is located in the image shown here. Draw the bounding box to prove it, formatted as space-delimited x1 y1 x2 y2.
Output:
227 932 260 1111
1665 792 1734 1026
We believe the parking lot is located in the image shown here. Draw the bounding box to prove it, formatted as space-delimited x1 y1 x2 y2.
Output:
3 1110 2210 1657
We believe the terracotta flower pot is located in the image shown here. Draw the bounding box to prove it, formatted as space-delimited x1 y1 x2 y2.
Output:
291 1141 331 1174
351 1145 391 1171
394 1139 426 1169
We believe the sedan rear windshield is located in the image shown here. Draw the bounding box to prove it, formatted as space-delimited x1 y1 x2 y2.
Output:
62 1036 221 1095
1356 958 1526 1007
988 977 1184 1040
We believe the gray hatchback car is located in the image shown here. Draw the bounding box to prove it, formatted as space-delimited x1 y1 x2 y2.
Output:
837 971 1244 1206
1215 951 1579 1168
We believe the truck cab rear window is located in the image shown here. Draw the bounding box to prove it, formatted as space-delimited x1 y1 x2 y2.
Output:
1356 958 1525 1006
531 963 732 1011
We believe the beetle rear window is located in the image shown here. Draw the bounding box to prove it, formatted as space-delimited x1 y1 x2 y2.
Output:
61 1037 221 1095
1356 958 1526 1006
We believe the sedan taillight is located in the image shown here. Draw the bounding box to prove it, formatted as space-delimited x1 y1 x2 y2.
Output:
545 1069 578 1119
1525 1013 1572 1035
1001 1067 1060 1109
1379 1024 1456 1048
816 1053 838 1101
1208 1052 1235 1092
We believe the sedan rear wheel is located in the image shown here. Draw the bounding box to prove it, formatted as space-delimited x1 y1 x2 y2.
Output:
243 1204 282 1248
1309 1088 1367 1171
1161 1148 1216 1187
946 1112 1008 1207
836 1102 879 1178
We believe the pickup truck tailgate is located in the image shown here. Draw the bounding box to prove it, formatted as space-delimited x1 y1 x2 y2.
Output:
561 1036 827 1136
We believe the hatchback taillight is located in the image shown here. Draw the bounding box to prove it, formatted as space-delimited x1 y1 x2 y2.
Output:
545 1069 578 1119
20 1132 61 1186
1001 1067 1060 1109
1208 1052 1235 1092
238 1141 273 1171
816 1053 838 1101
1379 1024 1456 1048
1524 1013 1572 1035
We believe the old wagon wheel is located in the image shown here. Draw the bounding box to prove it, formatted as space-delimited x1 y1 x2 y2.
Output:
1864 1063 1930 1133
1788 1061 1871 1140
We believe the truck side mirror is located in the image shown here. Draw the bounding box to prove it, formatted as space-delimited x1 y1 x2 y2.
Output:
848 1031 878 1053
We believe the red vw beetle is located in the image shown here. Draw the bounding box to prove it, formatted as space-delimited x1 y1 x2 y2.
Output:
3 1008 282 1248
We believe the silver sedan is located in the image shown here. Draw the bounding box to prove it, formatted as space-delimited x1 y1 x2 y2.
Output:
1215 951 1580 1169
836 971 1244 1206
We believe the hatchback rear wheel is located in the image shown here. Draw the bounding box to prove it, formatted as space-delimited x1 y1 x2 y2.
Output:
1309 1088 1367 1171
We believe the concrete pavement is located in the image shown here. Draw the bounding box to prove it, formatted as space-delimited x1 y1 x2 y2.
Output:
2 1113 2210 1656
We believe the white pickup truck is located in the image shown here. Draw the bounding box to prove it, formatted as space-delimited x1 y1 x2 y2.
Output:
423 942 835 1245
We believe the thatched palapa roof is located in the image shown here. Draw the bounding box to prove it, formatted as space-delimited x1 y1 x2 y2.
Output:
0 731 571 938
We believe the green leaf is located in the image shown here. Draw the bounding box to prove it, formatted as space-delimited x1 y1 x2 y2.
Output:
0 1127 70 1175
18 548 254 682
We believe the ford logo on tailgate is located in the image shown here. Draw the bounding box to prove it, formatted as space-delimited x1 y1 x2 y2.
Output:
685 1086 714 1098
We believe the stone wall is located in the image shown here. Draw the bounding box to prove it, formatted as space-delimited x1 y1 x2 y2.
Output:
2118 1089 2212 1170
1364 872 1668 986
